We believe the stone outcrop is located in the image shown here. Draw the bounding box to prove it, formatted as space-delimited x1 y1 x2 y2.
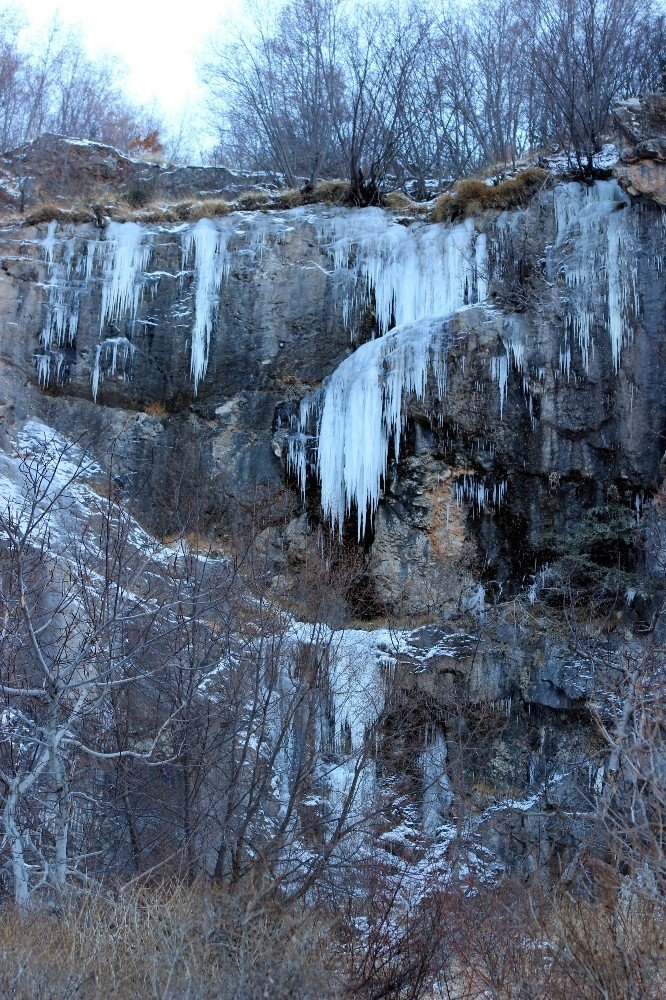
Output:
0 99 664 879
0 133 279 211
613 93 666 205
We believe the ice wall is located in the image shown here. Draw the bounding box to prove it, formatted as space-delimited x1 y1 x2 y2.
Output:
317 211 482 335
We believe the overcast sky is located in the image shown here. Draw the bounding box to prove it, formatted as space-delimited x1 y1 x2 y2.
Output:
13 1 239 124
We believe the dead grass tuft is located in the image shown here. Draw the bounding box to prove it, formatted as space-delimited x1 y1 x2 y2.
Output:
273 187 305 209
381 190 423 214
24 202 96 226
307 179 352 205
187 197 231 220
236 189 272 210
431 167 551 222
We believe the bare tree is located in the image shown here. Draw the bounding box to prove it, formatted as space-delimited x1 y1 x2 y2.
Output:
523 0 659 175
205 0 341 186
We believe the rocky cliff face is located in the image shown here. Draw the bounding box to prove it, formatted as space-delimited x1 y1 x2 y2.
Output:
0 96 664 879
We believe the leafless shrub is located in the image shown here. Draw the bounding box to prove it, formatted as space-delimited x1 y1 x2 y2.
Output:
0 881 338 999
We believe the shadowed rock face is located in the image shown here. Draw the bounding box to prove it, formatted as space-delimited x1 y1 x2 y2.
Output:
0 173 664 605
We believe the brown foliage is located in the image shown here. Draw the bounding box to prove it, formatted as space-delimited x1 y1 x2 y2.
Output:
305 179 353 205
0 881 338 999
236 189 272 210
24 202 97 226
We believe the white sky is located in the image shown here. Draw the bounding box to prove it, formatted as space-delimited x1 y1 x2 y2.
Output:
12 1 240 123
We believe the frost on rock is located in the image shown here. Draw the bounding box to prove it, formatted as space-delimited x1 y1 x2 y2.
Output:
553 180 637 372
181 219 232 394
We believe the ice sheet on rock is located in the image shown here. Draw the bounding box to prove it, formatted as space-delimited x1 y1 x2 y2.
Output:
316 211 486 337
181 219 232 394
100 222 151 331
422 730 453 836
38 224 98 387
553 180 636 372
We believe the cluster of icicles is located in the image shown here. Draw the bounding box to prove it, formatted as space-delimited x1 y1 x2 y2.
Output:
36 182 639 536
38 217 239 398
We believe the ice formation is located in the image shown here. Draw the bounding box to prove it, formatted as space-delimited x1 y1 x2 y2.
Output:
37 224 94 386
290 216 488 538
181 219 232 394
91 337 136 401
317 211 482 335
99 222 152 331
289 317 454 538
553 180 637 372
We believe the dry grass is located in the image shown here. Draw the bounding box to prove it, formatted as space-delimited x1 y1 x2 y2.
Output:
143 400 168 418
273 187 305 209
236 189 272 210
20 165 549 233
187 197 231 221
431 167 551 222
0 881 338 1000
24 202 97 226
307 179 352 205
381 190 426 215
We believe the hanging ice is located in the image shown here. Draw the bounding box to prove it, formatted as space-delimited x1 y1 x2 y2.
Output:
91 337 136 401
99 222 151 331
290 317 452 539
39 225 86 386
290 216 488 538
422 730 453 836
553 180 636 372
181 219 231 394
317 211 485 337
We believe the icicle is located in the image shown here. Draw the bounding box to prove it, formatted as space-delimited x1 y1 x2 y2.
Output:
475 231 488 301
100 222 151 331
42 221 57 265
91 337 136 401
181 219 231 394
490 352 509 418
553 180 634 372
317 213 484 338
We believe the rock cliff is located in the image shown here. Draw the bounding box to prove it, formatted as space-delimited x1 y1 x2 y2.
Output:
0 95 664 879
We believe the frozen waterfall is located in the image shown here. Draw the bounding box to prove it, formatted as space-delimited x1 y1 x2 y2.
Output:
99 222 152 331
317 211 482 335
181 219 231 395
553 180 637 372
290 218 487 539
